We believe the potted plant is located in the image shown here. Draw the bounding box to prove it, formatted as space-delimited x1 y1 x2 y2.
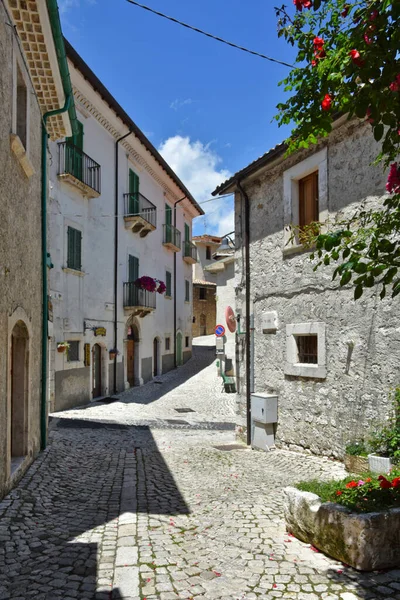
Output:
109 348 119 361
134 276 166 294
368 388 400 473
57 341 70 354
344 439 369 474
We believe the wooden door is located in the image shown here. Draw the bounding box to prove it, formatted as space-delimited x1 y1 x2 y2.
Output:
92 344 102 398
200 314 207 336
153 338 158 377
127 339 135 387
176 333 183 366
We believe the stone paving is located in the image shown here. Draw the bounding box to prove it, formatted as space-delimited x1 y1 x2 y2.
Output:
0 340 400 600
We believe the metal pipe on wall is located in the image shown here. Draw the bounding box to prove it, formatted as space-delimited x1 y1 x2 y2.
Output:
173 196 186 368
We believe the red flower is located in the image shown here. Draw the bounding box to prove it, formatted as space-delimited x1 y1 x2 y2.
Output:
365 108 374 124
314 48 326 59
349 49 365 67
313 37 324 49
341 5 350 17
369 9 379 21
363 33 372 45
392 477 400 488
311 60 317 67
386 163 400 194
321 94 332 111
293 0 312 10
390 81 399 92
336 490 343 496
378 476 392 489
345 481 358 489
365 477 372 483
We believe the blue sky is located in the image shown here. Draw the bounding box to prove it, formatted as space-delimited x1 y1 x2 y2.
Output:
59 0 297 235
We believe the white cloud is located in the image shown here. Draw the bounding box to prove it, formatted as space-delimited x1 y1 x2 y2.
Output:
158 135 233 237
170 98 193 111
58 0 95 14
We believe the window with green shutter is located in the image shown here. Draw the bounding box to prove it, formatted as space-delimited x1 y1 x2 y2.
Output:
128 255 139 282
166 271 172 297
185 280 190 302
66 120 84 180
129 169 139 214
185 223 190 242
67 226 82 271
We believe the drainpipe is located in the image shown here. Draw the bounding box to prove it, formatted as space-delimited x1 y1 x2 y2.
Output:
114 130 133 394
41 96 72 451
173 196 186 368
237 180 251 446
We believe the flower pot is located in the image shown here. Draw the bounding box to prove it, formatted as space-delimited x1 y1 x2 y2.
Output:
344 454 369 474
109 353 116 361
57 346 66 353
368 454 393 474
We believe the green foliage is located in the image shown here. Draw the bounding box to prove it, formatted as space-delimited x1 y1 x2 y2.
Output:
297 468 400 512
369 388 400 461
345 439 368 457
276 0 400 298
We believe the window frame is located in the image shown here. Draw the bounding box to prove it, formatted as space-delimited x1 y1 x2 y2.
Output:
166 270 172 298
185 336 190 348
284 322 326 379
12 51 30 155
67 226 82 271
206 246 211 260
67 340 80 362
165 337 170 351
185 280 190 302
199 287 207 300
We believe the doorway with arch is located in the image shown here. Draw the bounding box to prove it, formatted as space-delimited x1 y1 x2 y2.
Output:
126 319 140 387
10 320 29 468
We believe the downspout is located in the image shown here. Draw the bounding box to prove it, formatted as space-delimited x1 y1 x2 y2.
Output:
114 130 133 393
41 96 72 451
173 196 186 368
237 180 251 446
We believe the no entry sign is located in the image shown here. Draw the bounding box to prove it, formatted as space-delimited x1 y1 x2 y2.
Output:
215 324 225 337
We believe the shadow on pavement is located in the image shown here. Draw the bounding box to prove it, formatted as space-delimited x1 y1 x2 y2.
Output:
326 566 399 599
0 421 189 599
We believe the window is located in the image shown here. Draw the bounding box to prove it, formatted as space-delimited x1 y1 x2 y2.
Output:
185 280 190 302
185 223 190 242
206 246 211 260
296 335 318 364
166 271 172 297
66 120 84 181
16 64 27 149
185 336 190 348
285 323 326 379
129 169 140 214
128 255 139 282
299 172 319 228
199 287 206 300
67 341 80 362
67 227 82 271
165 337 170 351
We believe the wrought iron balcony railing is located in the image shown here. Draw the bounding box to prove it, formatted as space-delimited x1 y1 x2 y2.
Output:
58 142 101 195
163 224 181 251
123 282 156 310
123 193 157 228
182 240 198 263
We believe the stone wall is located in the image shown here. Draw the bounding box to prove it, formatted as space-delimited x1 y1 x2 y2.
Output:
235 119 400 458
192 284 216 337
0 5 43 498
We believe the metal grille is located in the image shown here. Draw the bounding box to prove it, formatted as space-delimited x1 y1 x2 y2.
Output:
182 241 197 261
123 283 156 309
58 142 101 194
67 341 80 362
163 224 181 248
296 335 318 364
123 192 157 227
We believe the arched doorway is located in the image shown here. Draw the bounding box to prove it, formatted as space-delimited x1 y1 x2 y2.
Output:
92 344 102 398
127 322 140 387
176 332 183 366
11 321 29 459
153 338 159 377
200 313 207 336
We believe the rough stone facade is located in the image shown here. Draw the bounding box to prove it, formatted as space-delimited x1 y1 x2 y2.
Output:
192 284 217 337
0 3 43 498
234 118 400 458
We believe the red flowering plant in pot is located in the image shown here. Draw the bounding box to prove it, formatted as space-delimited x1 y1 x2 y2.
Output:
134 276 167 295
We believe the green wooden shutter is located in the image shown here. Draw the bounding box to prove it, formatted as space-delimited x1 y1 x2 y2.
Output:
185 223 190 242
129 169 139 214
165 204 172 243
185 280 190 302
166 271 172 296
67 227 82 270
129 255 139 282
66 121 83 180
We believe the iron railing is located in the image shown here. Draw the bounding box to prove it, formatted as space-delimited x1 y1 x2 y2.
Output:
123 283 156 309
123 192 157 228
58 142 101 194
163 224 181 248
182 240 197 262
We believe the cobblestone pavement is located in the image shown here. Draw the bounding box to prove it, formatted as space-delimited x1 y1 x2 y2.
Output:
1 343 400 600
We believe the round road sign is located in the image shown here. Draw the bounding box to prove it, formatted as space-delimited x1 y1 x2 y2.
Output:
215 324 226 337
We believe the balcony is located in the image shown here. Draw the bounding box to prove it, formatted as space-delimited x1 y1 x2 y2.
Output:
123 282 156 317
123 193 156 237
163 224 181 252
58 142 101 198
182 240 198 264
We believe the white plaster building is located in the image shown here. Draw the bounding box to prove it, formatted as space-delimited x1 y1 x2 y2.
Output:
48 41 203 411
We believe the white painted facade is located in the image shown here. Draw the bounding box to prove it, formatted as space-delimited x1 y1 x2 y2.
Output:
48 49 201 411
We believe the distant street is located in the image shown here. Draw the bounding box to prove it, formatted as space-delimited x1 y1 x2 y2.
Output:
0 339 399 600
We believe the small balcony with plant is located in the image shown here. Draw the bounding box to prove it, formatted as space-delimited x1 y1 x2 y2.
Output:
123 276 166 318
182 240 197 264
58 142 101 198
123 192 157 237
163 224 181 252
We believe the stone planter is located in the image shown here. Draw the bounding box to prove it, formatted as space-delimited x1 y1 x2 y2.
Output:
283 486 400 571
368 454 393 474
344 454 369 474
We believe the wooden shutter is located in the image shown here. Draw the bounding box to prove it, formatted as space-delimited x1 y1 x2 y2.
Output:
166 271 172 296
128 255 139 282
185 223 190 242
165 204 172 225
129 169 139 213
185 280 190 302
67 227 82 270
299 172 319 228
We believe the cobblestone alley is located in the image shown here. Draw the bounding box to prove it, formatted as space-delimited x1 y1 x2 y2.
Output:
1 339 399 600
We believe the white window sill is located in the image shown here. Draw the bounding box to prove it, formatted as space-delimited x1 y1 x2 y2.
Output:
165 295 172 300
284 362 327 379
10 134 34 178
282 243 315 257
63 267 85 277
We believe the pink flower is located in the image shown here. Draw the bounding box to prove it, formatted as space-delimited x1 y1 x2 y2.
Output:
357 480 365 487
363 33 372 45
386 163 400 194
293 0 312 10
